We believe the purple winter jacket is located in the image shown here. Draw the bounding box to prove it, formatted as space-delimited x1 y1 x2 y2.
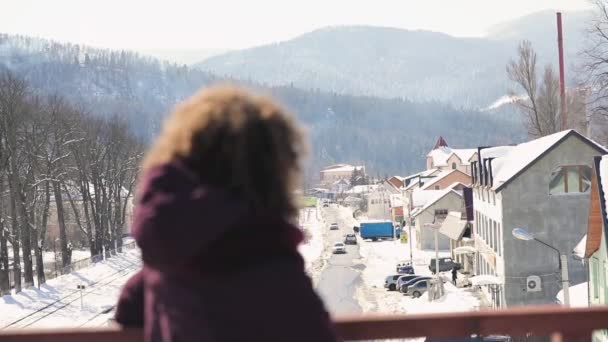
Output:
115 161 337 342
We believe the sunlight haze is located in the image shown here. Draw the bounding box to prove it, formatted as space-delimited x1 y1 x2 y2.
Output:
1 0 593 49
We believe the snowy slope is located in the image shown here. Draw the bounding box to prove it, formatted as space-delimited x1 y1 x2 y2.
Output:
1 249 141 329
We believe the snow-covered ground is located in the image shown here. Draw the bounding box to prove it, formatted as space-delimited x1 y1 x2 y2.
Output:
348 210 482 315
298 206 328 286
1 248 141 329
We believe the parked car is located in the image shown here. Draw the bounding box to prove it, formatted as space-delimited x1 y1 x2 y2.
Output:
344 234 357 245
396 264 414 274
429 257 461 274
384 274 402 291
330 223 339 230
399 276 432 293
353 226 360 233
332 242 346 254
323 203 329 207
395 275 423 291
404 279 430 298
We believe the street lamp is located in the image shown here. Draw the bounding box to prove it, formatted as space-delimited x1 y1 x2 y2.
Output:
511 227 570 306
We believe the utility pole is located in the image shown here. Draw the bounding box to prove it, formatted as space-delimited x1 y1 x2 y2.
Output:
560 254 571 306
557 12 567 130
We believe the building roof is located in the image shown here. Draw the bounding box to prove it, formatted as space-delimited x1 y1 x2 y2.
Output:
434 136 449 149
420 169 471 190
411 184 463 218
321 164 364 173
345 184 378 194
489 130 608 192
586 155 608 257
439 211 469 241
427 147 477 167
404 168 441 191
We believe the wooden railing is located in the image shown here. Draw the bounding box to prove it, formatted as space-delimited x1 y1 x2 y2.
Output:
2 305 608 341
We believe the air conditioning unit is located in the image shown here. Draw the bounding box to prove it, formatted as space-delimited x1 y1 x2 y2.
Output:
526 275 542 292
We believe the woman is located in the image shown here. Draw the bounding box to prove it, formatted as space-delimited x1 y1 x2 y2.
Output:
115 86 336 342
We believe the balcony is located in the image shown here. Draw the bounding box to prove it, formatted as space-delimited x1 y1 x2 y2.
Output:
2 305 608 342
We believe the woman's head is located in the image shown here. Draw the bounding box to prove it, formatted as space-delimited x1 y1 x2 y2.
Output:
143 86 306 218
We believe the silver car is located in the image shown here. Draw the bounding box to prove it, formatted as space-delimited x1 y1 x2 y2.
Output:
404 279 430 298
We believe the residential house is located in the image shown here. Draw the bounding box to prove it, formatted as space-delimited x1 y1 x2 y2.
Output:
367 180 400 220
410 182 466 251
389 193 404 224
419 169 472 191
426 137 477 174
471 130 606 308
583 155 608 341
387 176 405 189
319 164 365 185
330 178 351 194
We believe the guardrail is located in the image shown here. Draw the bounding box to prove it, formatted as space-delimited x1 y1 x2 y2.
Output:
2 305 608 341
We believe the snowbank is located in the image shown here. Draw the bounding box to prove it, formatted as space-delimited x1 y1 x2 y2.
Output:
556 282 588 307
298 207 324 271
1 248 141 328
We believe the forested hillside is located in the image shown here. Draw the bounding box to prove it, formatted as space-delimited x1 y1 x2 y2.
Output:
196 10 589 108
0 34 524 176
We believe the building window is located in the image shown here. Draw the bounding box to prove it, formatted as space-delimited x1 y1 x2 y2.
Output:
434 209 448 218
493 221 498 253
452 162 457 170
549 165 592 195
434 185 440 190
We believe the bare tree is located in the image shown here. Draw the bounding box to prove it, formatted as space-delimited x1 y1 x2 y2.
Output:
507 41 562 138
582 0 608 118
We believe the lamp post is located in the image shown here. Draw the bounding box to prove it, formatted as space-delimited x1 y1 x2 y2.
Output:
512 228 570 306
425 222 443 301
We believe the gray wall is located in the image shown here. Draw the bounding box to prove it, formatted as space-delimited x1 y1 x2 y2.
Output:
501 135 603 306
416 191 462 251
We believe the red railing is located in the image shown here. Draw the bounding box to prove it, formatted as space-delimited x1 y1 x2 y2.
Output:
2 305 608 341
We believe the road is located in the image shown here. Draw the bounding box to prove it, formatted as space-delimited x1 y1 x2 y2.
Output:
315 205 364 316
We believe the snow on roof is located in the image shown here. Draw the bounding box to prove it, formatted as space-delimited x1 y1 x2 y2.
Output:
427 147 477 167
556 282 588 307
321 164 364 173
453 246 477 255
573 235 587 259
490 130 608 191
419 169 470 190
439 211 468 240
412 184 463 218
346 184 378 194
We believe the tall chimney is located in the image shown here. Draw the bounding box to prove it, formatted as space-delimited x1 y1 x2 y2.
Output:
557 12 567 130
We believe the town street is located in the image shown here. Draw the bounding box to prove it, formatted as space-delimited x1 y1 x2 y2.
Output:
315 205 364 316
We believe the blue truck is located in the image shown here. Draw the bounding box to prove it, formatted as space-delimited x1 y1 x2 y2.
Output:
359 220 394 241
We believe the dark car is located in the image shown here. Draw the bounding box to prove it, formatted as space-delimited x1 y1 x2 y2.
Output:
400 276 431 293
353 226 360 233
395 262 414 274
344 234 357 245
429 257 461 274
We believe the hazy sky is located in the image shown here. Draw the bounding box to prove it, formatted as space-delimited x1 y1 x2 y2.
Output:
0 0 593 50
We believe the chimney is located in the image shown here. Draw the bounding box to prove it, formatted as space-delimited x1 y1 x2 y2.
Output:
471 161 477 184
483 159 489 186
477 147 484 186
557 12 567 130
488 158 495 187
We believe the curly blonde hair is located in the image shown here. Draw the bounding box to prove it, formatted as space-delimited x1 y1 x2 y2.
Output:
143 85 306 218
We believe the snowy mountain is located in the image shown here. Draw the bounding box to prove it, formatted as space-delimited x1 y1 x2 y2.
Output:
0 33 524 175
195 10 590 109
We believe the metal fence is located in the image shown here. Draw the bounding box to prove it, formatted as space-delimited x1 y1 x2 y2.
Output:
9 241 138 289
